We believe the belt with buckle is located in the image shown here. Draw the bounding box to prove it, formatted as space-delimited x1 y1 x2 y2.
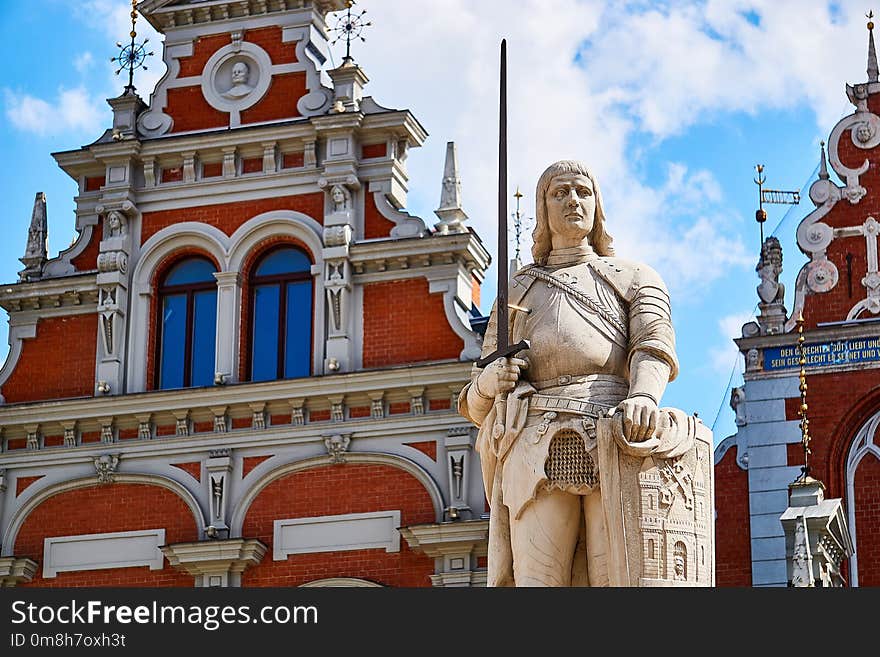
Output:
531 374 627 391
529 394 611 418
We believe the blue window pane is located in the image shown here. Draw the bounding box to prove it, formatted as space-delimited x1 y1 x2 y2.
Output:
251 284 280 381
159 294 186 389
164 258 217 286
190 290 217 387
284 282 312 378
255 248 311 277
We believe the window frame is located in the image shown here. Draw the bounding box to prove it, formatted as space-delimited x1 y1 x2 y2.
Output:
246 246 314 382
155 257 218 390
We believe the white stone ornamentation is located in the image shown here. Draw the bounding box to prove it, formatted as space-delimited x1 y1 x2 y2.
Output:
94 454 120 485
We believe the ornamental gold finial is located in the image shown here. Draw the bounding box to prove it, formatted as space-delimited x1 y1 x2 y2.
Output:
796 313 812 481
868 10 875 30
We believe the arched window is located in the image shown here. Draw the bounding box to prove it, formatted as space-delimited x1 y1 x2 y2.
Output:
157 257 218 389
249 247 313 381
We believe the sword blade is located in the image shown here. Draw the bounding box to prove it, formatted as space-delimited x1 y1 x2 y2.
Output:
497 39 509 352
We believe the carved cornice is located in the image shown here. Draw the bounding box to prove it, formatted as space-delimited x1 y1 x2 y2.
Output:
0 361 470 445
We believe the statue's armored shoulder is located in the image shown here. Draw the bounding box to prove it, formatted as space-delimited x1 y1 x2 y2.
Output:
590 256 669 302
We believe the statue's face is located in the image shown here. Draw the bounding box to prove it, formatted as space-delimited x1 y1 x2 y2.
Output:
546 173 595 241
232 62 249 84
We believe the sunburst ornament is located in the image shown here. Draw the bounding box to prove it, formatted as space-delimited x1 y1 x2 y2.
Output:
331 1 372 63
111 0 154 92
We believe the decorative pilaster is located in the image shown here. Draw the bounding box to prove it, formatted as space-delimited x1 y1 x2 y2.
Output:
206 449 233 535
213 271 242 385
320 179 356 373
94 199 138 395
444 427 474 520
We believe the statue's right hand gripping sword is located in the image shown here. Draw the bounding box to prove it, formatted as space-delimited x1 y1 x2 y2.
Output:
474 40 530 442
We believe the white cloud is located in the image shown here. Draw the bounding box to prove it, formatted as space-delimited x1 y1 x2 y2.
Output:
4 87 105 137
708 310 756 376
75 52 94 75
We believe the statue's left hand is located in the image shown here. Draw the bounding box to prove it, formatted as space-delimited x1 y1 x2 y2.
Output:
611 395 660 443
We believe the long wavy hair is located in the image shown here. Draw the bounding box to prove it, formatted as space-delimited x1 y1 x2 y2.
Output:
531 160 614 265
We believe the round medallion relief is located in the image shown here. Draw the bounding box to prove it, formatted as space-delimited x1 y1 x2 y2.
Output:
201 41 273 113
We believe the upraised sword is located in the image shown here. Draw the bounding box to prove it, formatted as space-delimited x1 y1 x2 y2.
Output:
476 39 529 369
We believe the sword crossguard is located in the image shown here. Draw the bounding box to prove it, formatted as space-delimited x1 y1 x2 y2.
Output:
475 339 530 368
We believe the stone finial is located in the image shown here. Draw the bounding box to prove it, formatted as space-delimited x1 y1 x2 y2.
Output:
433 142 469 234
868 12 879 83
818 141 829 181
19 192 48 282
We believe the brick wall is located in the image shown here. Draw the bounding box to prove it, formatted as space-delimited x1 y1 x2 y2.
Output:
141 193 324 244
714 445 752 586
167 26 304 133
363 190 396 240
240 72 306 125
15 483 198 587
362 277 463 368
853 453 880 586
782 369 880 496
241 464 435 587
1 315 97 403
70 219 103 272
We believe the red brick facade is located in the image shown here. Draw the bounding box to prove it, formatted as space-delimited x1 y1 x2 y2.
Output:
70 219 103 272
714 445 752 586
853 453 880 586
15 483 198 587
167 26 305 133
362 277 463 368
363 189 396 239
241 464 435 586
141 193 324 244
1 315 97 403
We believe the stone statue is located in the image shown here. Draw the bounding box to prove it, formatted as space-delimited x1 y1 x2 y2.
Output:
756 236 784 305
222 61 254 99
459 160 713 586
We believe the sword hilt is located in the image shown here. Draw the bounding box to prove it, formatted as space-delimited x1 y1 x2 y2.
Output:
475 339 530 368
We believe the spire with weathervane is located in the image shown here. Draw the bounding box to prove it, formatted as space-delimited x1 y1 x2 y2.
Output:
434 142 468 234
18 192 48 282
868 11 879 83
327 1 372 113
107 0 151 140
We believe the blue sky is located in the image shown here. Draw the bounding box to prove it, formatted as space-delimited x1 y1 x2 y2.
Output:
0 1 871 443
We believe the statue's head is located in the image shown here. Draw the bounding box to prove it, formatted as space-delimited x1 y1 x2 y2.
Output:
232 61 250 84
532 160 613 264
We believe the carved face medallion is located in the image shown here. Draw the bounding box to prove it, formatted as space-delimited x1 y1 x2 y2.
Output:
546 173 595 241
